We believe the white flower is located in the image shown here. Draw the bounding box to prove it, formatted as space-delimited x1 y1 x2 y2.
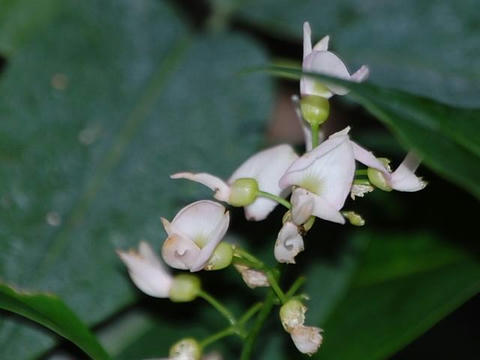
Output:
279 127 356 224
117 241 173 298
172 144 298 221
274 222 304 264
290 325 323 356
161 200 230 272
354 145 427 192
300 21 369 98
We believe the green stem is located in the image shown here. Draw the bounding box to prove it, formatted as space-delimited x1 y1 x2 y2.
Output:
311 123 319 149
257 190 291 209
353 178 371 186
233 247 265 269
240 290 276 360
266 270 287 304
355 169 368 176
199 290 236 326
200 327 236 348
285 276 306 299
238 302 263 326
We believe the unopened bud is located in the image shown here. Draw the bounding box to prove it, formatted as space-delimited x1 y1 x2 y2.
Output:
279 299 306 332
205 242 233 270
228 178 259 207
300 95 330 127
342 211 365 226
169 338 201 360
367 158 392 192
290 325 323 356
234 264 269 288
169 274 201 302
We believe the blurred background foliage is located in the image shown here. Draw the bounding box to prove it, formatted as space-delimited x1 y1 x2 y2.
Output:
0 0 478 359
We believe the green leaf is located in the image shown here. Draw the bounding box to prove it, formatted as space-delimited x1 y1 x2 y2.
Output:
0 0 62 55
0 0 272 357
0 282 110 360
315 232 480 360
234 0 480 107
264 65 480 198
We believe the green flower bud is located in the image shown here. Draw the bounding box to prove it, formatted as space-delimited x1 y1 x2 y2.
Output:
342 211 365 226
279 299 306 332
300 95 330 127
205 242 233 271
169 338 201 360
228 178 259 207
367 158 392 192
169 274 201 302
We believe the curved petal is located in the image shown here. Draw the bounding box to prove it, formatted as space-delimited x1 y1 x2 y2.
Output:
161 234 200 270
170 172 230 202
169 200 228 246
313 35 329 52
274 222 305 264
229 145 298 221
290 325 323 356
117 242 172 298
190 210 230 272
306 51 351 96
303 21 312 59
351 65 370 82
351 141 389 172
310 192 346 224
291 188 315 225
280 132 355 210
390 152 427 191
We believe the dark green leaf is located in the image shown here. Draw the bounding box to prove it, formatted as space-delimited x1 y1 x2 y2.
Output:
316 232 480 360
235 0 480 107
0 0 272 357
264 65 480 198
0 282 110 360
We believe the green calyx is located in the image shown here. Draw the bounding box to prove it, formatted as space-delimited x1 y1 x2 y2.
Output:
169 338 201 360
169 274 201 302
205 242 233 271
367 158 392 192
300 95 330 127
229 178 259 207
279 299 306 332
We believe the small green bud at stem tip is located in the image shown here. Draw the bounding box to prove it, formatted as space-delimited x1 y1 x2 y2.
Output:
205 242 233 270
342 211 365 226
169 338 201 360
300 95 330 127
169 274 201 302
229 178 259 207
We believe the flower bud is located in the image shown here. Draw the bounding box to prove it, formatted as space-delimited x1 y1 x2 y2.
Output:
279 299 306 332
342 211 365 226
204 242 233 271
367 158 392 192
234 264 269 288
228 178 259 207
169 338 201 360
300 95 330 127
169 274 201 302
290 325 323 356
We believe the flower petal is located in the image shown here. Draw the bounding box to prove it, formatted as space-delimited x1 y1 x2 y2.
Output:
290 325 323 356
280 129 355 211
170 172 230 202
117 241 172 298
310 191 346 224
169 200 229 246
351 65 370 82
229 145 298 221
313 35 329 52
274 222 305 264
162 234 201 270
234 264 269 289
303 21 312 59
291 188 315 225
190 210 230 272
390 152 427 191
351 141 388 172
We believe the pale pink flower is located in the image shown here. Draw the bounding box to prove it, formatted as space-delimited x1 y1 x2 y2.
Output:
161 200 229 272
301 21 369 98
172 145 298 221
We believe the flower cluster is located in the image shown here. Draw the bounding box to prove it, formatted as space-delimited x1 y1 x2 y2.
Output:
116 21 426 359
